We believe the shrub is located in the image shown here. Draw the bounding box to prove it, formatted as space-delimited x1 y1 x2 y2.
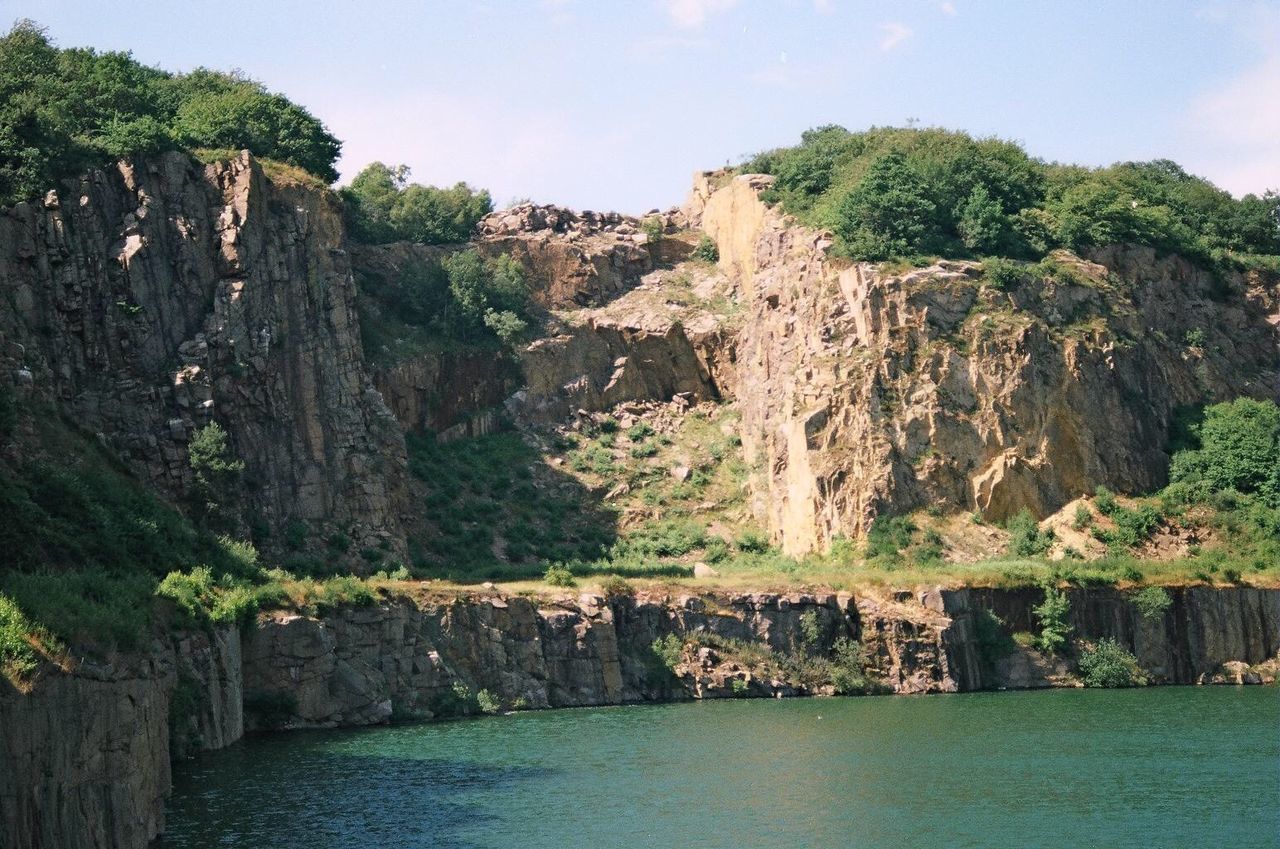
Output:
543 563 577 587
799 610 822 651
1078 638 1148 687
342 162 491 244
651 633 683 673
734 529 770 554
691 235 719 262
0 592 42 679
865 515 915 560
982 257 1027 290
1094 486 1118 516
1071 503 1093 531
1170 399 1279 506
829 638 872 695
627 421 655 441
475 688 501 714
640 216 665 245
188 422 244 529
1032 583 1071 655
600 575 634 598
730 677 749 696
1006 508 1054 556
1133 586 1172 621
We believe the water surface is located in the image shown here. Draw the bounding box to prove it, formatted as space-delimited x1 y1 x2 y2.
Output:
162 687 1280 848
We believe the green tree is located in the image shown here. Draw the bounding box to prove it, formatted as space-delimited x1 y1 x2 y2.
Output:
188 422 244 529
1170 398 1280 505
957 184 1009 252
834 151 936 259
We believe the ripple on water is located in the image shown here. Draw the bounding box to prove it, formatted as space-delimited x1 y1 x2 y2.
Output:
159 687 1280 849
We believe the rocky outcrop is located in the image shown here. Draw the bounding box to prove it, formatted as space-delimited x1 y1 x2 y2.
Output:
0 151 409 564
372 349 519 439
475 203 668 308
0 627 241 849
689 173 1280 554
941 585 1280 690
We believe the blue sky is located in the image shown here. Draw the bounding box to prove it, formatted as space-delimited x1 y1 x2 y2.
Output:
10 1 1279 213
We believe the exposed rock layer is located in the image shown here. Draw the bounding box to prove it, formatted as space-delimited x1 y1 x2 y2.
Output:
0 152 408 564
689 174 1280 553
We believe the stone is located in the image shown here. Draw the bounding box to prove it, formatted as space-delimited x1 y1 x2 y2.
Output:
693 562 719 578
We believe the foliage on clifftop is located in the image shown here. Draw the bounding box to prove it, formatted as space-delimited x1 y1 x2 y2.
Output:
342 162 493 245
743 125 1280 265
0 20 341 206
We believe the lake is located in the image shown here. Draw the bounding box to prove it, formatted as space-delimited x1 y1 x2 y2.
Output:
160 687 1280 848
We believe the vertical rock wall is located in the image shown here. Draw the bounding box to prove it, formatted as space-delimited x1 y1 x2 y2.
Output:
0 151 409 563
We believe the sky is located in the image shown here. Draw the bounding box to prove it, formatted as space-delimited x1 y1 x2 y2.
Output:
8 0 1279 213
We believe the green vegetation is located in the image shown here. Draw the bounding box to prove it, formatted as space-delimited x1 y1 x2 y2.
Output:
651 634 683 673
1133 586 1172 622
1005 508 1054 556
187 422 244 531
355 249 534 362
1169 398 1279 507
342 162 491 245
743 125 1279 264
405 431 616 580
543 563 577 587
1032 583 1071 655
691 235 719 263
1078 638 1148 687
0 20 340 206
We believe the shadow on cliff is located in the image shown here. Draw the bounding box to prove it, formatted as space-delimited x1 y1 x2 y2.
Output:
158 741 553 848
405 430 638 582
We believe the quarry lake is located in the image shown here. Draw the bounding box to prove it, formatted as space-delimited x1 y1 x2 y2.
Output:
160 687 1279 849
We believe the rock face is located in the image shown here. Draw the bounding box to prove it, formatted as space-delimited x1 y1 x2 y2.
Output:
688 173 1280 554
0 627 241 849
0 151 408 563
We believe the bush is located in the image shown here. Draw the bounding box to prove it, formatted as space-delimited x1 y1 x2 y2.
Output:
1032 583 1071 655
1133 586 1172 621
651 633 683 673
475 688 501 714
734 529 770 554
600 575 634 598
640 216 665 245
1094 486 1119 516
0 592 43 679
1071 503 1093 531
865 515 915 560
982 257 1027 290
341 162 491 245
1006 508 1054 556
829 637 872 695
543 563 577 587
691 235 719 262
1170 399 1279 506
1078 638 1148 687
188 422 244 530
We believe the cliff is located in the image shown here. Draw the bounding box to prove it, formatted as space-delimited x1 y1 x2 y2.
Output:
0 151 408 565
688 173 1280 553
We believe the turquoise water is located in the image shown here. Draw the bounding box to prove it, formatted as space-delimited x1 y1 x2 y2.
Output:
161 687 1280 849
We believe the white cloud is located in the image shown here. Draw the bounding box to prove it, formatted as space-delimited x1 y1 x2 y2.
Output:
663 0 739 28
938 1 957 16
814 0 835 13
1181 6 1280 195
878 21 912 52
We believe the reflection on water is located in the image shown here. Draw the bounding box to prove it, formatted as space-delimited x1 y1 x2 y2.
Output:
160 687 1280 849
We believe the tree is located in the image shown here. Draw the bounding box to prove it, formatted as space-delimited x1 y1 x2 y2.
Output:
1170 398 1280 505
957 184 1008 253
342 162 492 245
834 151 936 259
188 422 244 529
